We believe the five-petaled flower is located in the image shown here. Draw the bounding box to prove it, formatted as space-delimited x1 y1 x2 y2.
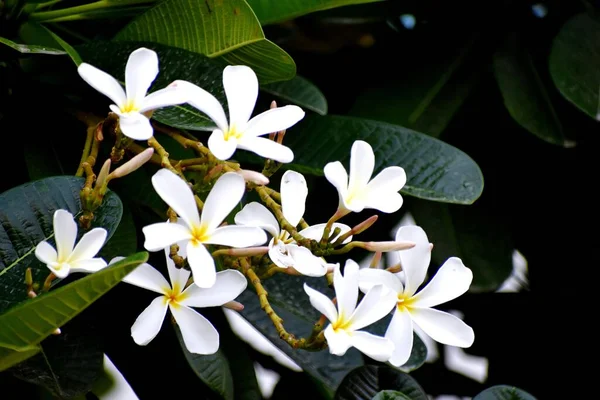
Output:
324 140 407 214
359 225 475 367
235 170 351 276
142 169 267 288
78 47 187 140
117 250 247 354
35 209 108 278
304 260 397 361
170 66 305 163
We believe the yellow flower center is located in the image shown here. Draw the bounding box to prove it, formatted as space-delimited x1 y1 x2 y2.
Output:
223 125 243 141
190 224 210 245
121 100 140 113
397 293 415 311
164 284 188 307
332 313 353 332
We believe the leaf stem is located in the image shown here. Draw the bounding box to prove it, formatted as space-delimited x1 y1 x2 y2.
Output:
29 0 153 22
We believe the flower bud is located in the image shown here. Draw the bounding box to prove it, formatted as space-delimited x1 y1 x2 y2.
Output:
237 169 269 185
222 301 244 311
362 240 415 252
108 148 154 180
95 159 112 189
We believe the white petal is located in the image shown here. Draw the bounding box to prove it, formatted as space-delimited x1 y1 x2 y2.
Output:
323 161 348 208
364 167 406 213
412 257 472 308
186 242 216 288
180 269 247 308
170 305 219 354
223 65 258 128
409 308 474 348
121 262 170 295
70 258 108 274
395 225 431 297
116 112 154 141
269 240 295 268
208 225 267 247
303 283 338 322
299 223 352 244
131 296 168 346
386 308 414 367
201 172 245 232
48 263 70 279
77 63 126 109
69 228 107 262
142 222 191 251
237 137 294 163
208 129 238 161
334 261 359 319
171 80 228 130
348 140 375 196
244 105 305 137
324 325 352 356
151 169 201 228
280 170 307 227
234 202 279 237
35 241 57 264
125 48 158 107
164 247 190 294
53 209 77 261
286 245 327 277
349 284 397 331
358 268 403 295
139 86 188 112
351 331 395 362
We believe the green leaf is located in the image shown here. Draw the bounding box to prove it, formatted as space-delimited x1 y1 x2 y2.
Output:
474 385 537 400
283 115 484 204
549 13 600 121
77 40 225 130
372 390 412 400
494 34 572 147
334 365 427 400
0 176 123 313
114 0 296 83
0 345 41 372
0 36 65 55
262 75 328 115
37 25 82 65
408 199 514 292
246 0 384 25
0 252 148 351
18 22 81 65
175 325 234 400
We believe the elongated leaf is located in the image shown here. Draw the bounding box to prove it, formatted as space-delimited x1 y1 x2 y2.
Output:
0 36 65 55
246 0 384 25
549 13 600 120
474 385 536 400
0 176 123 313
334 365 427 400
283 115 483 204
18 22 81 65
115 0 295 83
0 252 148 350
175 325 234 400
77 41 224 130
262 75 328 115
372 391 412 400
0 345 41 372
494 35 571 147
37 25 82 65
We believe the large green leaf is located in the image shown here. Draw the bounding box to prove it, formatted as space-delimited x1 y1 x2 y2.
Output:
0 176 123 313
0 36 65 55
246 0 384 25
262 75 328 115
473 385 536 400
77 41 224 130
494 35 571 147
175 325 234 400
283 115 483 204
0 252 148 350
0 345 41 372
114 0 295 83
334 365 427 400
18 22 82 65
549 13 600 121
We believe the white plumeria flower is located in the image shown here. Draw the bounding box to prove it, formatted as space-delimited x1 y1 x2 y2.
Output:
142 169 267 288
78 47 187 140
171 66 305 162
303 260 397 361
34 209 107 278
116 250 247 354
235 171 351 277
324 140 407 214
359 225 475 367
